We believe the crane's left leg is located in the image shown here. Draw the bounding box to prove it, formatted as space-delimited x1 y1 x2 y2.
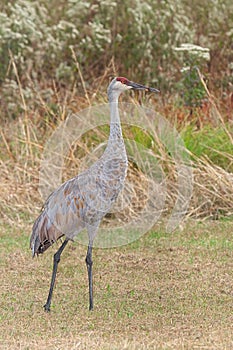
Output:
85 244 93 310
44 238 69 312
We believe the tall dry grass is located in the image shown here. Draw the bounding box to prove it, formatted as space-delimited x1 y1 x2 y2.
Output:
0 57 232 231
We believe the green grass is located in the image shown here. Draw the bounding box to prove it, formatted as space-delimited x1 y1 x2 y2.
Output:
1 219 233 349
181 124 233 171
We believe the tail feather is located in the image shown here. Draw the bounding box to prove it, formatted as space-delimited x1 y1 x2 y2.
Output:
30 210 64 256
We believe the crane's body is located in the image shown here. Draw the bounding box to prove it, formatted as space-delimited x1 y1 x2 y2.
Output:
31 120 127 255
30 77 159 312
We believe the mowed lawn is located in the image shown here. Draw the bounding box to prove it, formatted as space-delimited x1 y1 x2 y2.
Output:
0 219 233 349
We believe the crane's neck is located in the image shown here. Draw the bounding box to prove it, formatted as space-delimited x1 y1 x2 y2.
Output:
108 92 123 140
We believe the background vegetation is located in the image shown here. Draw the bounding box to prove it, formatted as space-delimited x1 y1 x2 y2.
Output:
0 1 233 348
1 0 233 118
1 0 232 224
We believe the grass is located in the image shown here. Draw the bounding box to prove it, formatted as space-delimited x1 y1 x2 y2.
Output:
181 124 233 172
1 219 233 349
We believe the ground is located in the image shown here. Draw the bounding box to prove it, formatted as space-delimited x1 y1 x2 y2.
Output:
1 219 233 349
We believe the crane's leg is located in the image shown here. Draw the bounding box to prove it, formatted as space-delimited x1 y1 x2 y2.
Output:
85 244 93 311
44 238 69 312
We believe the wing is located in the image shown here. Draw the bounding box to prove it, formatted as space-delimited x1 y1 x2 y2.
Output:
30 176 86 256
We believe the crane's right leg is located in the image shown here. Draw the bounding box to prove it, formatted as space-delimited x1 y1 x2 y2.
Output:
85 244 93 311
44 238 69 312
86 223 99 311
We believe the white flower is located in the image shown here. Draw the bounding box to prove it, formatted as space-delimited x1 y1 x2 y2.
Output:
174 43 210 61
180 66 190 73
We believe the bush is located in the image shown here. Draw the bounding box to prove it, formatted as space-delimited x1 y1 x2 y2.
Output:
1 0 233 86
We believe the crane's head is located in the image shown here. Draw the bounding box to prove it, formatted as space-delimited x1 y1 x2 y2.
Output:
108 77 159 100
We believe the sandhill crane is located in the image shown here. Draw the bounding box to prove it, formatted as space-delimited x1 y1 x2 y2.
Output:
30 77 159 312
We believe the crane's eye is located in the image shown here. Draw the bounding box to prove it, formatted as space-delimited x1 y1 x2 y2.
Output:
116 77 128 85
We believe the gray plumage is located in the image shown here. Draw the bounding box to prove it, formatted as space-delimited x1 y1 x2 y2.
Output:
30 77 159 312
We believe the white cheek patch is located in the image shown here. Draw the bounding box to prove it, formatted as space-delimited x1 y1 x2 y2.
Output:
115 81 123 89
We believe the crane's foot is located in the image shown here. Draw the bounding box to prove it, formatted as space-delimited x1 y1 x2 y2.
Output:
44 303 51 312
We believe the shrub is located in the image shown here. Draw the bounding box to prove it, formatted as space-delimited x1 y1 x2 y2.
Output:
0 0 232 85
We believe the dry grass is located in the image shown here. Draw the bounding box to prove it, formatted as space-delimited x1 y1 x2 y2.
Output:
0 61 232 227
1 220 233 349
1 102 232 231
189 156 233 219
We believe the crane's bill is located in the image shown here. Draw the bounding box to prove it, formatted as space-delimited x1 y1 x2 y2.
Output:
127 80 160 93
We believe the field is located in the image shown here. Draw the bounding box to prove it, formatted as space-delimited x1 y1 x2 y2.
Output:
1 1 233 349
1 219 233 349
